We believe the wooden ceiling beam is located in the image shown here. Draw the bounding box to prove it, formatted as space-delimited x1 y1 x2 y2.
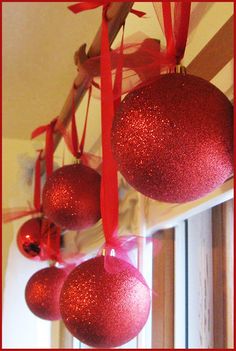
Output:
187 16 233 81
52 2 134 153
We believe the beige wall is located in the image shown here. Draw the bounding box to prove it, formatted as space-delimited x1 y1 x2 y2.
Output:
2 137 73 292
2 138 37 291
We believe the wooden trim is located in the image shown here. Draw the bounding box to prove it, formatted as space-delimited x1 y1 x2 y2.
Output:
59 321 73 348
212 200 234 348
187 16 233 81
143 177 233 234
187 210 214 348
223 200 234 348
212 204 226 348
152 229 175 348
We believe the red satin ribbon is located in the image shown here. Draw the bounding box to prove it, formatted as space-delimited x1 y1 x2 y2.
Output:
113 24 125 110
162 2 175 57
31 117 57 178
57 84 92 160
71 86 79 158
130 8 146 18
68 1 108 13
162 2 191 63
40 220 62 263
173 2 191 62
80 86 92 155
68 2 146 18
100 5 119 242
70 84 92 158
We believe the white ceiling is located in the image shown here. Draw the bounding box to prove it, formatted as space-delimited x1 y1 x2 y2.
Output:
2 2 233 153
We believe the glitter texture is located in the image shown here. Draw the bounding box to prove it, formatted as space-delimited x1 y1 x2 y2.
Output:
111 73 233 203
17 218 42 259
42 163 101 230
60 256 151 348
25 266 68 320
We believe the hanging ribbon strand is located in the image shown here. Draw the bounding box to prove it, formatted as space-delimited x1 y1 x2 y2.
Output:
173 2 191 63
100 4 119 242
161 2 191 63
71 85 80 158
68 84 92 158
56 84 101 172
80 85 92 156
31 117 58 178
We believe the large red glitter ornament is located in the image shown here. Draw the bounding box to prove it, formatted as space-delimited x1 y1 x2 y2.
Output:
60 256 151 348
17 217 43 260
111 73 233 203
25 266 68 320
42 163 101 230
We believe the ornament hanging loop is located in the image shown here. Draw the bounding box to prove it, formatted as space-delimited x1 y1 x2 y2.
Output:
168 64 186 75
101 247 116 257
175 64 187 75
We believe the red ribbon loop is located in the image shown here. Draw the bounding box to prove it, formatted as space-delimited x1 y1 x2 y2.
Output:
173 2 191 63
57 83 92 160
100 5 119 242
40 220 62 263
130 8 146 18
68 2 146 19
31 117 57 178
68 1 109 14
162 2 191 64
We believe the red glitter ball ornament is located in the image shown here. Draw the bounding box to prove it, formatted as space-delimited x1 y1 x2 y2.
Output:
25 266 68 320
111 73 233 203
17 217 43 260
42 163 101 230
60 256 151 348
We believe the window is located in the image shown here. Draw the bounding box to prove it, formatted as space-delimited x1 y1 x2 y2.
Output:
52 199 233 349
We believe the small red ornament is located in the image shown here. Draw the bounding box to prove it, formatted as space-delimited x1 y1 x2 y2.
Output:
111 73 233 203
60 256 151 348
25 266 68 320
17 217 42 260
42 163 101 230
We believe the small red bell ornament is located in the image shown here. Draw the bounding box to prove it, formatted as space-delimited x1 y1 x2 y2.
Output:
60 255 151 348
25 266 68 321
42 163 101 230
111 73 233 203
